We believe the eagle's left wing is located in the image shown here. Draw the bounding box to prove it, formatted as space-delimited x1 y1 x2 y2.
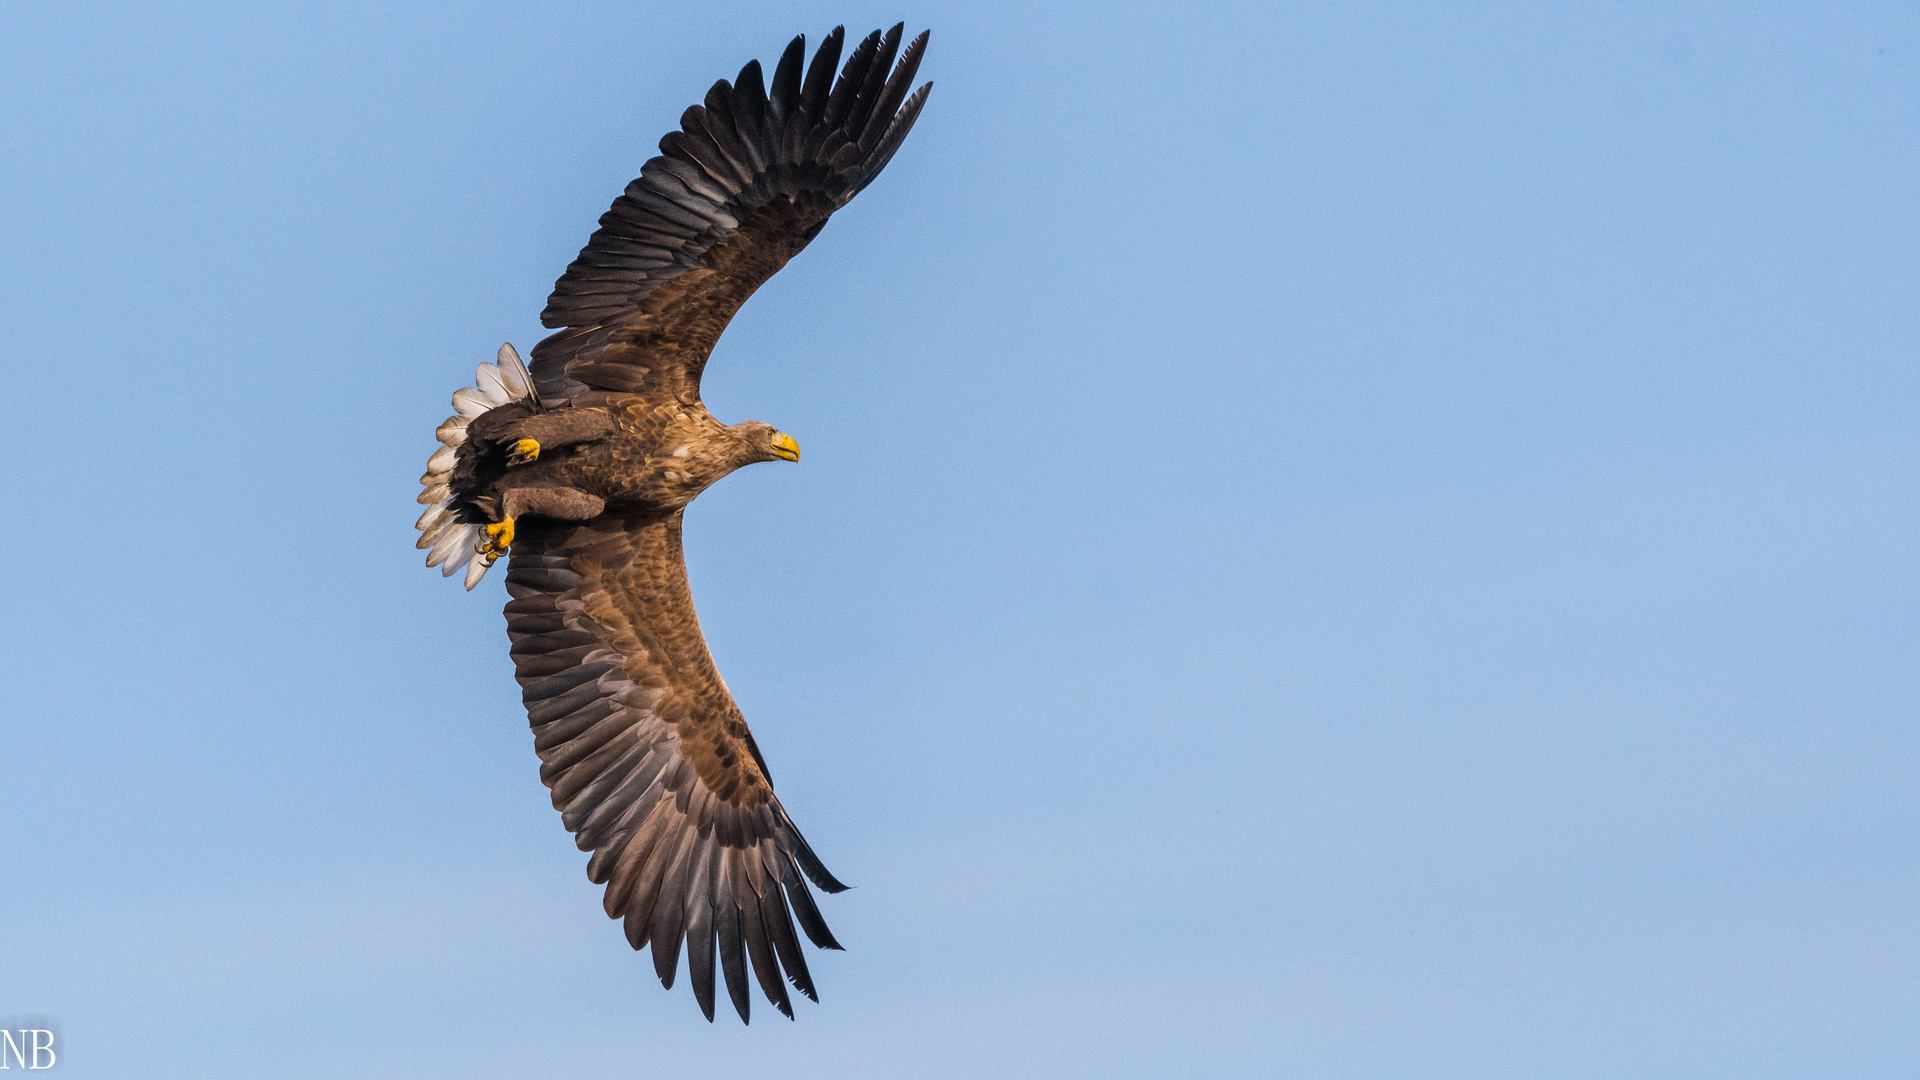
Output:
505 513 847 1023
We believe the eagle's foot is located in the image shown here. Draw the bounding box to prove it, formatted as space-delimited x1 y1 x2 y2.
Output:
479 516 515 562
507 438 541 466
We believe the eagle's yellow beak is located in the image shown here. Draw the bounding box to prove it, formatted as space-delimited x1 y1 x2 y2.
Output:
771 432 801 462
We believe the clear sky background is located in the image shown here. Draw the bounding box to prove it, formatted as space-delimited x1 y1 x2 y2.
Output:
3 1 1916 1077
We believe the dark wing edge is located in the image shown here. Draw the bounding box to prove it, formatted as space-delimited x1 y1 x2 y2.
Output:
532 24 933 402
504 525 848 1024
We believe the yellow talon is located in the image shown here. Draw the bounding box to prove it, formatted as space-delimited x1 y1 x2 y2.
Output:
508 438 540 466
481 516 515 561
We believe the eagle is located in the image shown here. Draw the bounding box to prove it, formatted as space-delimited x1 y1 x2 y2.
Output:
411 25 931 1023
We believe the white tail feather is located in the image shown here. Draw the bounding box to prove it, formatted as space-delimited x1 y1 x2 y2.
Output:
416 513 459 550
451 387 492 417
426 523 473 568
418 343 539 589
423 529 457 568
475 364 511 406
496 343 533 401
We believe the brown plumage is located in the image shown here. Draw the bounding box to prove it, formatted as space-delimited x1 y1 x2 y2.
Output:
412 25 932 1022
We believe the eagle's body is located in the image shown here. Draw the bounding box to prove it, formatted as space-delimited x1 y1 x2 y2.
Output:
412 26 931 1023
457 395 774 514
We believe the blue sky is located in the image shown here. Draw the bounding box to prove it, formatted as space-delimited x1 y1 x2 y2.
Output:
3 1 1916 1076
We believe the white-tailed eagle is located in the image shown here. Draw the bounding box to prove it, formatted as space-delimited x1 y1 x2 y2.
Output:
412 24 931 1023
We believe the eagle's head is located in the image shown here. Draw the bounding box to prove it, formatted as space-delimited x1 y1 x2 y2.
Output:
645 417 803 509
731 420 802 466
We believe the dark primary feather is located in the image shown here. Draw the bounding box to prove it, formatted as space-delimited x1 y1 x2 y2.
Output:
768 37 804 120
532 25 933 404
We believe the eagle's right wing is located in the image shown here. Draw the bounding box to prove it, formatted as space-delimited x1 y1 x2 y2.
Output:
505 512 847 1023
531 25 931 406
